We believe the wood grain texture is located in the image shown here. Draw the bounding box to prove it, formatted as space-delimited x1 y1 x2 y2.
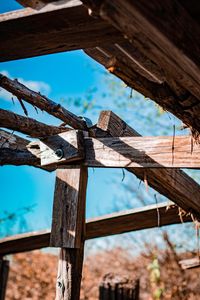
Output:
0 1 122 62
40 131 84 166
98 0 200 100
95 111 200 219
0 129 54 171
84 135 200 168
0 74 87 130
0 108 68 138
50 166 88 248
0 203 191 256
0 260 9 300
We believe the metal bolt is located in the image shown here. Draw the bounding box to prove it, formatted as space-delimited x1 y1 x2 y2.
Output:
55 148 64 160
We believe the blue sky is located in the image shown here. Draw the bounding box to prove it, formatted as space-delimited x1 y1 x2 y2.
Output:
0 1 198 251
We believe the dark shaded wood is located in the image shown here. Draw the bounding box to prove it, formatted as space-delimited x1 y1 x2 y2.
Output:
0 108 68 138
0 202 191 256
40 131 84 167
0 260 9 300
0 74 87 130
0 1 122 62
0 129 54 171
99 274 139 300
95 111 200 219
84 135 200 168
50 166 88 248
85 49 200 136
97 0 200 100
53 166 88 300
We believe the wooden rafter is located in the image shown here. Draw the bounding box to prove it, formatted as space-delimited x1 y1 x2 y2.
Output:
0 74 87 130
0 202 191 256
0 0 122 62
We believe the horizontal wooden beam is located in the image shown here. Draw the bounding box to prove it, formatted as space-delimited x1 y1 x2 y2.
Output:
84 135 200 168
0 0 122 62
0 108 68 138
0 202 191 255
0 129 54 171
0 74 87 130
40 130 84 166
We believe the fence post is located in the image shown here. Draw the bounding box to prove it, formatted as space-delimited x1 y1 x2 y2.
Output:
99 273 139 300
0 259 9 300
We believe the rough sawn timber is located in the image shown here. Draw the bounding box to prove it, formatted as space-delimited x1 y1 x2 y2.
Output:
0 202 191 256
95 111 200 219
51 166 88 300
0 74 87 130
0 0 122 62
84 135 200 168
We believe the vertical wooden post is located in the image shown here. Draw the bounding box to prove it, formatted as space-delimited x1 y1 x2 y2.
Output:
0 259 9 300
99 274 139 300
50 165 88 300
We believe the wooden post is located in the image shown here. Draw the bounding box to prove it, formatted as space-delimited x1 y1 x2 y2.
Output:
99 274 139 300
0 259 9 300
50 165 88 300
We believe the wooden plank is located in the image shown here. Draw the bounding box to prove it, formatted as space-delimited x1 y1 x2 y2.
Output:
16 0 58 9
85 202 191 240
50 166 88 248
85 49 200 136
0 74 87 130
52 166 88 300
179 257 200 270
84 135 200 168
0 260 9 300
93 0 200 100
0 1 122 62
0 129 54 171
0 108 69 138
0 202 191 255
94 111 200 219
40 131 84 167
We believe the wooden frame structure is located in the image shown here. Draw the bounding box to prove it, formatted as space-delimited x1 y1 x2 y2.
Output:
0 0 200 299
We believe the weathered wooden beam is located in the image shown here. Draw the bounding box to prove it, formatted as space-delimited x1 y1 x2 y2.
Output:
52 166 88 300
179 257 200 270
0 260 9 300
85 202 191 240
0 1 122 62
0 108 68 138
84 135 200 169
87 0 200 100
95 111 200 219
50 166 88 248
0 129 54 170
0 202 192 256
16 0 58 9
85 49 200 135
0 74 87 130
40 131 84 166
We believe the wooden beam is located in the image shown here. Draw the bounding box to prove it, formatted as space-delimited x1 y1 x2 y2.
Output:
179 257 200 270
50 166 88 248
85 49 200 135
51 166 88 300
0 74 87 130
0 129 54 171
16 0 58 9
90 0 200 100
40 131 84 167
0 260 9 300
0 202 191 256
0 1 122 62
84 135 200 169
95 111 200 219
0 108 69 138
